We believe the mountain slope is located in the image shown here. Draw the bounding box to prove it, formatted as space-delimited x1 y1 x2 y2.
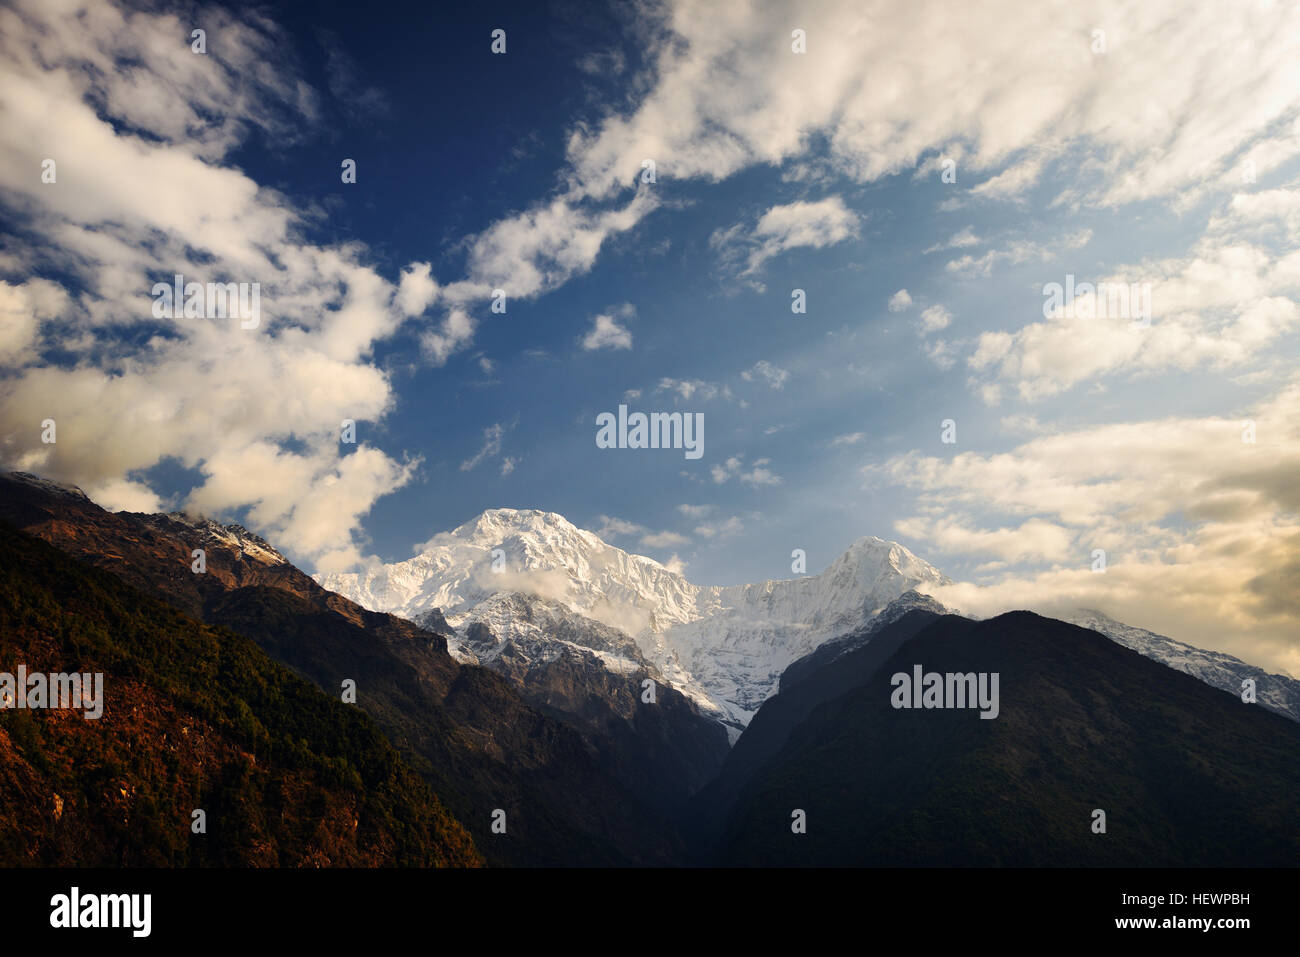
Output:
0 522 481 867
686 600 946 857
718 611 1300 866
414 593 728 815
0 472 687 866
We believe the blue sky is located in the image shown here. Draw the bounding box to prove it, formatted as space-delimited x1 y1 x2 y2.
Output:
2 0 1299 675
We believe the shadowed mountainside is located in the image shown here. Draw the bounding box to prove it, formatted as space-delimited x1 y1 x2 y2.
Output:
0 472 686 865
713 611 1300 866
0 523 481 867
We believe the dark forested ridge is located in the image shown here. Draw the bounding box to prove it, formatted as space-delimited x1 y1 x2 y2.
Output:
711 612 1300 866
0 472 686 866
0 522 480 867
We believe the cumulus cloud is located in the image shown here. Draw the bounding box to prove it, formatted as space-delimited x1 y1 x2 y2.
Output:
656 378 733 402
396 262 439 317
869 376 1300 676
595 515 646 538
925 339 957 369
641 529 691 548
581 305 635 351
387 0 1297 365
966 220 1300 402
661 554 689 575
465 191 658 300
0 278 68 364
887 289 912 312
711 454 783 487
85 477 165 514
919 304 952 333
712 196 861 283
0 0 448 571
894 516 1075 563
694 515 744 538
328 0 1300 372
420 307 478 366
595 514 690 550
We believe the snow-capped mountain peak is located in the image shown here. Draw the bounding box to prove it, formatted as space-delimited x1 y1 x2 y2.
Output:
319 511 948 729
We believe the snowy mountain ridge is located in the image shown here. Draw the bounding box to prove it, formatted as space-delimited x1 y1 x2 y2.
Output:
318 507 949 729
1063 609 1300 723
318 507 1300 733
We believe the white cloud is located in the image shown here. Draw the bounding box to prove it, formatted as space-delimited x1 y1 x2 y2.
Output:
895 516 1074 563
741 360 790 389
595 515 645 538
925 339 957 369
396 262 439 317
415 0 1296 361
712 196 861 282
460 423 507 471
869 376 1300 676
581 305 635 351
596 514 691 550
887 289 912 312
710 457 741 484
662 553 688 575
641 530 691 548
677 504 714 518
561 0 1300 214
695 516 744 538
923 227 980 253
85 477 165 514
0 0 446 571
711 454 783 487
919 304 952 333
970 154 1045 199
967 223 1300 402
0 278 68 364
420 307 478 367
945 229 1092 278
465 191 658 300
656 378 732 402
